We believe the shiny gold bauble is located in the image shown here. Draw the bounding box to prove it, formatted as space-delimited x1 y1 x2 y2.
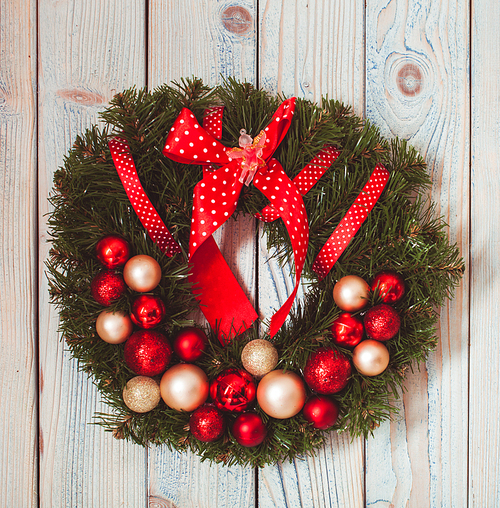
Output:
352 339 390 376
123 255 162 292
241 339 278 377
160 363 209 411
333 275 370 312
122 376 161 413
95 310 133 344
256 370 306 419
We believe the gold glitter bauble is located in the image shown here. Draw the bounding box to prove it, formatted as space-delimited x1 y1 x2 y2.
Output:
241 339 278 377
123 376 161 413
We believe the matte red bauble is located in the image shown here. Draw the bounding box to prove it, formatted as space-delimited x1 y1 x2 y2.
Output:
303 395 339 430
189 405 225 442
124 330 172 376
96 235 130 269
130 295 166 329
173 327 208 362
371 271 405 304
232 412 267 447
304 347 351 394
210 368 256 412
331 312 364 348
363 303 401 341
90 270 127 306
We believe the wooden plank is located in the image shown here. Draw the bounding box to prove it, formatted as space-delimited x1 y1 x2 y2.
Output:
38 1 148 506
0 0 37 506
365 0 470 506
470 0 500 505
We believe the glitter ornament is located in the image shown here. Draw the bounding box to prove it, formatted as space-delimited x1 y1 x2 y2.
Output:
232 412 267 447
331 312 364 348
173 327 208 362
353 339 390 376
333 275 370 312
90 270 127 306
123 255 161 292
189 405 226 442
302 395 339 430
304 347 351 394
95 310 133 344
130 294 166 329
210 368 256 412
241 339 278 377
256 370 306 419
160 363 209 411
371 270 405 304
363 303 401 341
96 235 130 269
124 330 172 376
123 376 161 413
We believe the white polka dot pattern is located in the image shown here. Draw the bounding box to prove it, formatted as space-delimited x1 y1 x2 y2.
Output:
312 164 390 279
108 137 182 256
202 106 224 173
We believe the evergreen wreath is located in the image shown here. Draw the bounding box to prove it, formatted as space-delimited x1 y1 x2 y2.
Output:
47 78 463 467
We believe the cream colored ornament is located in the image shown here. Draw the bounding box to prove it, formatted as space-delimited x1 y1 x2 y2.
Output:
160 363 209 411
241 339 278 377
352 339 390 376
96 310 133 344
333 275 370 312
123 255 161 292
123 376 161 413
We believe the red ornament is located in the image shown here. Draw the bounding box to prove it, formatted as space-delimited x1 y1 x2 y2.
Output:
232 412 267 447
210 368 256 412
189 404 226 442
124 330 172 376
96 235 130 269
173 327 208 362
303 395 339 430
363 303 401 341
130 295 166 329
91 270 127 306
371 271 405 304
304 347 351 394
331 312 364 348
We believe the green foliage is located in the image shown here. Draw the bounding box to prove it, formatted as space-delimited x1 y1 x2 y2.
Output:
47 78 464 467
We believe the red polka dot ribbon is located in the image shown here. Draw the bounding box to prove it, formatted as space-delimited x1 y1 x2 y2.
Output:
312 163 389 279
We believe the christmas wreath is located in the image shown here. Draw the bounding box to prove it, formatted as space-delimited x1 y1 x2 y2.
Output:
47 78 463 467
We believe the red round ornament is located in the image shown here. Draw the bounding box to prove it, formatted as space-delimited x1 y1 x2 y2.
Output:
124 330 172 376
130 295 166 329
363 303 401 341
303 395 339 430
331 312 364 348
189 404 226 442
96 235 130 269
304 347 352 394
91 270 127 306
210 368 256 412
371 271 405 304
232 412 267 447
173 327 208 362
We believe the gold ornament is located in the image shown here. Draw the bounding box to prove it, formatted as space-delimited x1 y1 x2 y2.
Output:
96 310 133 344
123 255 162 292
352 339 390 376
160 363 209 411
256 370 306 419
241 339 278 377
123 376 161 413
333 275 370 312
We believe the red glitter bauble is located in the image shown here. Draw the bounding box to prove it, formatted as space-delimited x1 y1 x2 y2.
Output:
210 368 256 412
173 327 208 362
371 271 405 304
90 270 127 306
331 312 364 348
232 412 267 447
130 295 166 329
124 330 172 376
189 405 225 442
303 395 339 430
363 303 401 341
304 348 352 394
96 235 130 269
